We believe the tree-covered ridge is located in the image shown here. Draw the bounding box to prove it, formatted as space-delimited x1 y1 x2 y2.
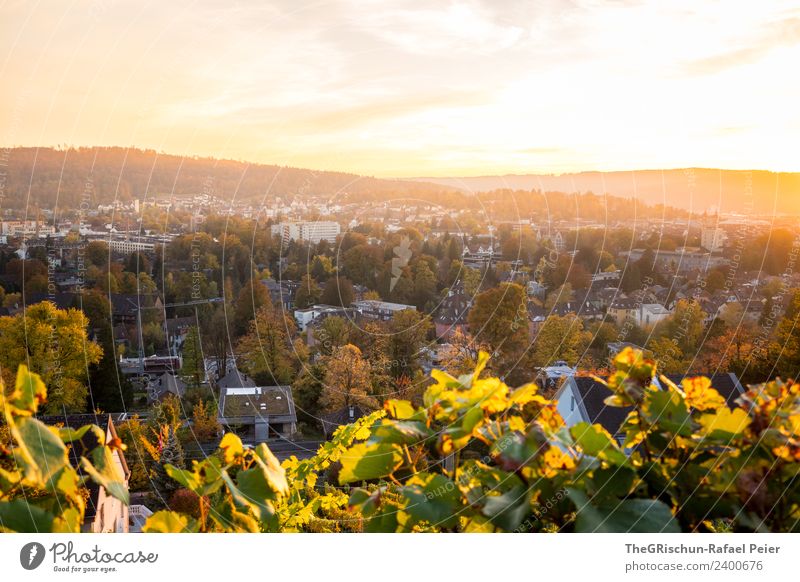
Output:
1 147 456 208
2 348 798 533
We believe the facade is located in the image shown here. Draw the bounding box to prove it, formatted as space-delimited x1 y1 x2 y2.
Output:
352 299 415 321
701 227 727 253
271 221 341 244
635 303 672 328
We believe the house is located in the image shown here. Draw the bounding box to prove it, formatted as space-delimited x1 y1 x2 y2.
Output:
293 304 352 332
39 414 133 532
320 405 368 439
217 367 257 390
635 304 672 329
261 278 299 311
434 282 471 340
607 298 639 325
150 372 187 402
218 385 297 443
554 372 746 442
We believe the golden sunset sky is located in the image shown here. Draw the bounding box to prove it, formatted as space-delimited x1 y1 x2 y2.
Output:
1 0 799 177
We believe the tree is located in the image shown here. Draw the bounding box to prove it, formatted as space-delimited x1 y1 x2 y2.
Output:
233 278 271 336
236 304 298 385
774 289 800 378
544 282 574 310
320 344 378 413
656 299 707 355
151 425 185 500
88 325 133 411
386 309 432 379
320 276 354 307
313 315 351 356
310 255 334 281
530 314 591 368
191 399 221 442
467 283 529 367
294 275 321 309
0 302 102 413
412 261 437 310
181 326 204 390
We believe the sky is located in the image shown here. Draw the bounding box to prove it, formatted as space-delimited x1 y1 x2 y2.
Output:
1 0 799 177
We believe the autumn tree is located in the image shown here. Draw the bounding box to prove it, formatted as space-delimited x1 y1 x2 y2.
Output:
0 302 102 413
236 304 298 385
467 283 529 369
530 313 591 368
320 344 378 413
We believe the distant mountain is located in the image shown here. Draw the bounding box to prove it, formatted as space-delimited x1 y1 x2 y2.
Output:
0 147 456 209
410 169 800 215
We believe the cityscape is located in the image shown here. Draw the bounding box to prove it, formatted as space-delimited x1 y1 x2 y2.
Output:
1 2 799 566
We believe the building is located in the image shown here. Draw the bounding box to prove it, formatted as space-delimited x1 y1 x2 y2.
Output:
433 282 471 339
352 299 416 321
294 304 352 332
218 385 297 443
554 373 745 442
635 303 672 328
623 248 728 274
701 227 727 253
149 372 187 402
39 414 134 532
271 221 341 245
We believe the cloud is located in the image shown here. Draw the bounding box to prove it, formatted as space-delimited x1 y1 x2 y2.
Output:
683 16 800 75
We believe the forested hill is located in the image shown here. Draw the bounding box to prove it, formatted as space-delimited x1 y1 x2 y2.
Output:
0 147 456 208
412 168 800 215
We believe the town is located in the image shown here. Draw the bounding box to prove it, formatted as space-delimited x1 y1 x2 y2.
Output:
1 151 799 532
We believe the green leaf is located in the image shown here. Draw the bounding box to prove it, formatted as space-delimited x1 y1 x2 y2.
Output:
58 425 94 444
339 443 403 484
371 420 433 445
567 489 679 532
570 423 628 466
642 390 693 436
348 487 381 517
482 481 531 532
0 500 55 532
142 510 196 533
80 446 129 505
253 444 289 497
461 406 484 433
14 416 68 482
400 473 461 529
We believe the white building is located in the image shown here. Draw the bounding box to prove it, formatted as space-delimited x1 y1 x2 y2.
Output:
635 304 672 328
271 221 340 244
701 227 727 253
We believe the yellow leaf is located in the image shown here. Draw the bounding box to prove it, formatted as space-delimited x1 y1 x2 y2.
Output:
699 407 751 437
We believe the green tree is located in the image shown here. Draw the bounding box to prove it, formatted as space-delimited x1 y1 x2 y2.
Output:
181 326 204 390
320 277 354 307
467 283 529 368
294 275 321 309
